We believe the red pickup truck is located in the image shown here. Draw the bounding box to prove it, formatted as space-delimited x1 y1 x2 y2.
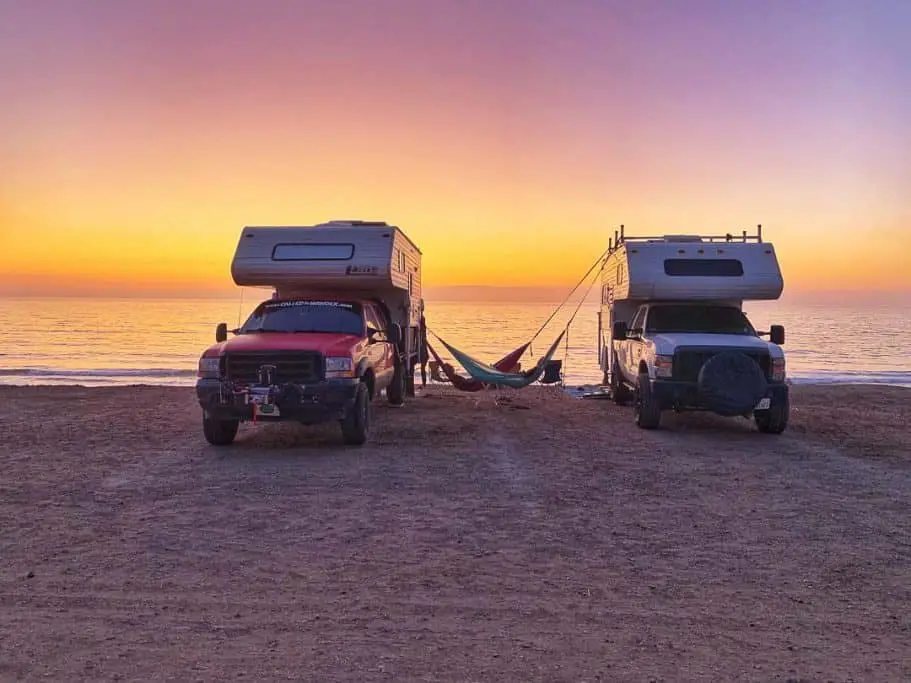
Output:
196 297 404 446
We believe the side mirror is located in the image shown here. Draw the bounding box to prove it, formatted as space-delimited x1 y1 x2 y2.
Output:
387 323 403 346
770 324 785 345
215 322 228 343
612 321 628 341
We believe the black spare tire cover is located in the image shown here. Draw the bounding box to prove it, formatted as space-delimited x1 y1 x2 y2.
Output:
697 351 768 417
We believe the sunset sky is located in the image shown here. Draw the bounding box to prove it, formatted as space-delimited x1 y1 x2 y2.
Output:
1 0 908 298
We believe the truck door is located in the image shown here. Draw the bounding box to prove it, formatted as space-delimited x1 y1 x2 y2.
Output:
625 306 648 379
365 304 395 388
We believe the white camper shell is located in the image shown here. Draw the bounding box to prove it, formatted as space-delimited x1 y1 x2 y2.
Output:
232 219 423 323
598 225 785 380
231 219 424 380
600 229 783 305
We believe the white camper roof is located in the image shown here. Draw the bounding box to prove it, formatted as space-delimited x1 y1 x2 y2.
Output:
602 226 784 302
230 220 421 293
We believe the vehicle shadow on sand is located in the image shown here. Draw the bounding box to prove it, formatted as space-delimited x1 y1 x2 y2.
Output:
661 411 765 433
197 399 475 463
204 422 369 461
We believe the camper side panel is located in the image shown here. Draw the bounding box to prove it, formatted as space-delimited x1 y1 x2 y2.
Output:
601 247 632 301
389 230 423 384
599 250 636 376
389 230 422 318
231 226 397 290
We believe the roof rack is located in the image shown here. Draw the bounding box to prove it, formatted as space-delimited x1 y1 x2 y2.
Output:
606 223 764 254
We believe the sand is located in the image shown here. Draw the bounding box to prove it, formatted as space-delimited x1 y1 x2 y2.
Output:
1 383 910 681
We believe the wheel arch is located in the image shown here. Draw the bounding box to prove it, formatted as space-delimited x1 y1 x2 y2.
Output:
355 358 375 399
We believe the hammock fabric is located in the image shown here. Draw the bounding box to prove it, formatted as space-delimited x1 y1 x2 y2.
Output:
426 341 528 392
435 330 566 390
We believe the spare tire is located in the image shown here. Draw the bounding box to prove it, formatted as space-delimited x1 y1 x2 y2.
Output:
697 351 768 417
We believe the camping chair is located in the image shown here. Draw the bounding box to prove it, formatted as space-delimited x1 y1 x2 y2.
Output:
540 359 563 385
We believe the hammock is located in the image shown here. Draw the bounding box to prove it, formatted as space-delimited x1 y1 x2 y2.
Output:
434 330 566 389
425 341 528 392
420 245 609 392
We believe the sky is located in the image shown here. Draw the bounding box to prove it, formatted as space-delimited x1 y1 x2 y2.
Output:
1 0 909 299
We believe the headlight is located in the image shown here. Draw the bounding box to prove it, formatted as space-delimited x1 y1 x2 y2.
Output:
654 354 674 378
325 356 355 378
198 356 221 379
771 357 786 382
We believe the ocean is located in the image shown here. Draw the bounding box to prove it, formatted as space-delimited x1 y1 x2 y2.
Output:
1 295 910 388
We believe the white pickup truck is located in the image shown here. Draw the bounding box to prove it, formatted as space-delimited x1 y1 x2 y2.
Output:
610 301 789 432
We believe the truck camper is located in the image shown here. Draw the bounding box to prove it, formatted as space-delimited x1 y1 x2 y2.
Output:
598 225 789 433
196 220 424 446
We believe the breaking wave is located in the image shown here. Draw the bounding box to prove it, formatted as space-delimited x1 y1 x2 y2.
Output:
789 370 911 388
0 368 196 378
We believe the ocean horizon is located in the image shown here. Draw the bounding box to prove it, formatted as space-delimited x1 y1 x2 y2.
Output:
1 294 910 389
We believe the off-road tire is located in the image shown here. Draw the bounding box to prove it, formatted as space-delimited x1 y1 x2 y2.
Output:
203 415 239 446
387 357 406 406
755 393 789 434
634 372 662 429
341 382 371 445
405 369 416 397
611 362 632 406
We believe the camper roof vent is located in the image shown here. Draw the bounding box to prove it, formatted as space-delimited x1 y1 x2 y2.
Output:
663 235 704 242
325 219 389 226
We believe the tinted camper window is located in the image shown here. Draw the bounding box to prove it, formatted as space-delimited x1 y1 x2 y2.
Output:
272 243 354 261
663 258 744 276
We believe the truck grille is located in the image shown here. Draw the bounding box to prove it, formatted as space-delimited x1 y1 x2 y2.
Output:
224 352 323 385
673 348 771 382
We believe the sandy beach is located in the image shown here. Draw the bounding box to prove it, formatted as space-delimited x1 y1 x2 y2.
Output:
1 383 910 681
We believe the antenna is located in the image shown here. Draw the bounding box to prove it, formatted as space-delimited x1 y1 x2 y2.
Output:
620 224 625 240
757 223 763 242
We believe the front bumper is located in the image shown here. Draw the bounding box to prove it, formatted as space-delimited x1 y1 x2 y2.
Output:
196 378 360 424
649 378 789 413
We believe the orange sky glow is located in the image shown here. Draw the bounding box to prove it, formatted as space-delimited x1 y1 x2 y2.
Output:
1 1 909 299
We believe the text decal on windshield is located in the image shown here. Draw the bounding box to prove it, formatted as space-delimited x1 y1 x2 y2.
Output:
264 300 356 310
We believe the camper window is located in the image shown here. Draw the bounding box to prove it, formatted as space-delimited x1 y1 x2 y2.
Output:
663 258 744 277
272 243 355 261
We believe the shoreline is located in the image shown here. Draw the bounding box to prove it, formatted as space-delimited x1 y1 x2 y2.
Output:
2 378 911 391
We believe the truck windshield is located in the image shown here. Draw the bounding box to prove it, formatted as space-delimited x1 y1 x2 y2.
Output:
646 305 756 335
240 300 364 335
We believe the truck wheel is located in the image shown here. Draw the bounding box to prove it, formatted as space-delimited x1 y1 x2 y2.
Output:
634 372 662 429
341 382 371 445
203 415 239 446
405 367 416 397
611 362 632 406
755 393 789 434
387 358 406 406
